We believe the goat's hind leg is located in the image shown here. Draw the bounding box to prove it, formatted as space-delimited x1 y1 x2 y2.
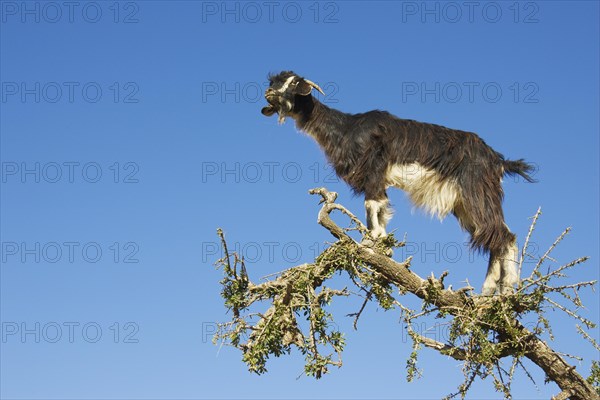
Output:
482 238 519 296
453 202 503 295
498 238 519 295
482 252 502 296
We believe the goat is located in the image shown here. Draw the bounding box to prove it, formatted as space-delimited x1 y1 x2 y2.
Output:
261 71 535 295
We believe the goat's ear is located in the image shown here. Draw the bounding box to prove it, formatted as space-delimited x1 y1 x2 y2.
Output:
294 80 313 96
261 105 277 116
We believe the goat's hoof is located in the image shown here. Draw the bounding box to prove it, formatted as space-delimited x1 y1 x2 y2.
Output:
499 285 516 296
480 285 497 297
360 238 375 247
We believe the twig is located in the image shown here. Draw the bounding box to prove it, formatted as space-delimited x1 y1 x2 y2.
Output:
519 207 542 287
217 228 232 272
546 297 595 328
520 256 589 293
534 227 572 274
576 324 600 351
347 291 372 330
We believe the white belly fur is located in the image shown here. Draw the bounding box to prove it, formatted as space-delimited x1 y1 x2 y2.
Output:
386 163 460 220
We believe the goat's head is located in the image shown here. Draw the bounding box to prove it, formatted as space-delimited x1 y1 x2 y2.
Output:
261 71 325 124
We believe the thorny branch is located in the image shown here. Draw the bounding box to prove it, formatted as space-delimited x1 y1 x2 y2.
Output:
213 188 599 400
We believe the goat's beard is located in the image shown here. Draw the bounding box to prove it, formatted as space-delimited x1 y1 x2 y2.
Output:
263 97 293 125
277 112 286 125
274 101 293 124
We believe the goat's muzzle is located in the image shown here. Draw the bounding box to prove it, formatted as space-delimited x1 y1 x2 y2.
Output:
262 88 278 117
263 91 291 116
264 88 279 105
262 90 277 114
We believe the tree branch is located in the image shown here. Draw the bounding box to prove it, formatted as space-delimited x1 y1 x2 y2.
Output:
308 188 598 400
214 188 599 400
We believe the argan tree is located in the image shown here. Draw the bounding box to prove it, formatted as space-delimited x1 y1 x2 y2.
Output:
213 188 599 400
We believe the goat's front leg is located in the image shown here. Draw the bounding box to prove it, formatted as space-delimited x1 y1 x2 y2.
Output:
365 197 391 238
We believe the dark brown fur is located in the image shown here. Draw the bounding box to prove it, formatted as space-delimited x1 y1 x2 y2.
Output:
262 71 535 255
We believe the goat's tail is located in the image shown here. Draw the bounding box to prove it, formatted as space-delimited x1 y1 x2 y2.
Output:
503 159 537 183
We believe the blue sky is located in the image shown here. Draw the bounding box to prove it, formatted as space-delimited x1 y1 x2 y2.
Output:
1 1 598 399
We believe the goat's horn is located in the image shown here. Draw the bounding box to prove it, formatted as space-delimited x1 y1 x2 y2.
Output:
305 79 325 95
